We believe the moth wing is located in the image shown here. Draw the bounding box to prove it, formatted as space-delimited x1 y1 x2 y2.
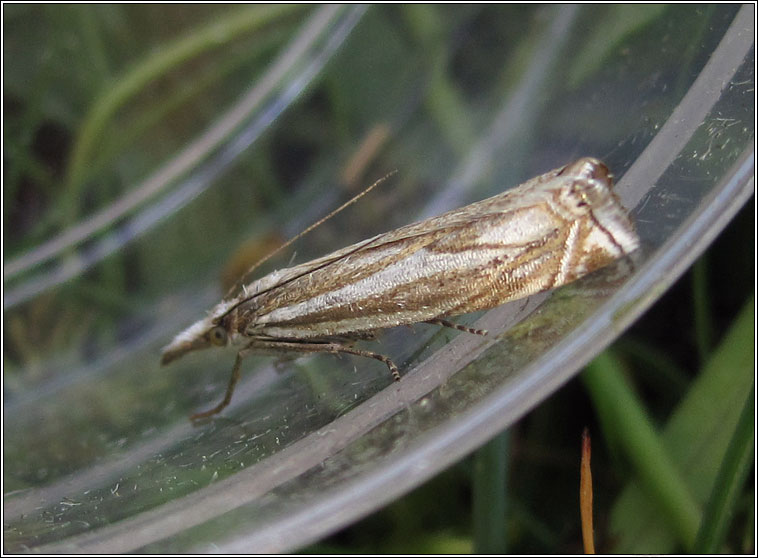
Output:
238 182 549 301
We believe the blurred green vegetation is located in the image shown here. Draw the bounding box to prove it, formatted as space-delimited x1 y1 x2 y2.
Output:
4 4 308 246
3 4 753 554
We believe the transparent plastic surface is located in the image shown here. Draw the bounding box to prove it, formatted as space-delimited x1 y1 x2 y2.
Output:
3 5 754 553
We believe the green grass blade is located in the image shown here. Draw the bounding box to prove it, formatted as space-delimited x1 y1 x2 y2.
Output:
472 430 509 553
583 351 701 550
607 294 754 552
694 384 755 553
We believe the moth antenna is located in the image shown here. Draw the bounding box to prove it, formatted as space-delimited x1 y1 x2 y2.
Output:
226 170 398 298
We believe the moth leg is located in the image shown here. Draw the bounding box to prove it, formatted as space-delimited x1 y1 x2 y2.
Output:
250 339 401 381
327 344 401 381
190 350 247 421
426 318 487 336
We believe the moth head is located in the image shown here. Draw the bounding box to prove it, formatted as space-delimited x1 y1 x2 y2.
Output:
161 315 231 366
557 158 616 214
559 157 611 182
558 157 640 264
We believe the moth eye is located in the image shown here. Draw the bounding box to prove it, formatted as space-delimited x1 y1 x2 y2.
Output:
570 182 593 209
209 326 228 346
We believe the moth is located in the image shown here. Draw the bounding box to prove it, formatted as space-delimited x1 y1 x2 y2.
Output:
162 157 639 419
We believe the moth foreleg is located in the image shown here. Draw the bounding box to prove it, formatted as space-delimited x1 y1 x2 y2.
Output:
190 349 248 421
250 339 401 381
426 318 487 336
